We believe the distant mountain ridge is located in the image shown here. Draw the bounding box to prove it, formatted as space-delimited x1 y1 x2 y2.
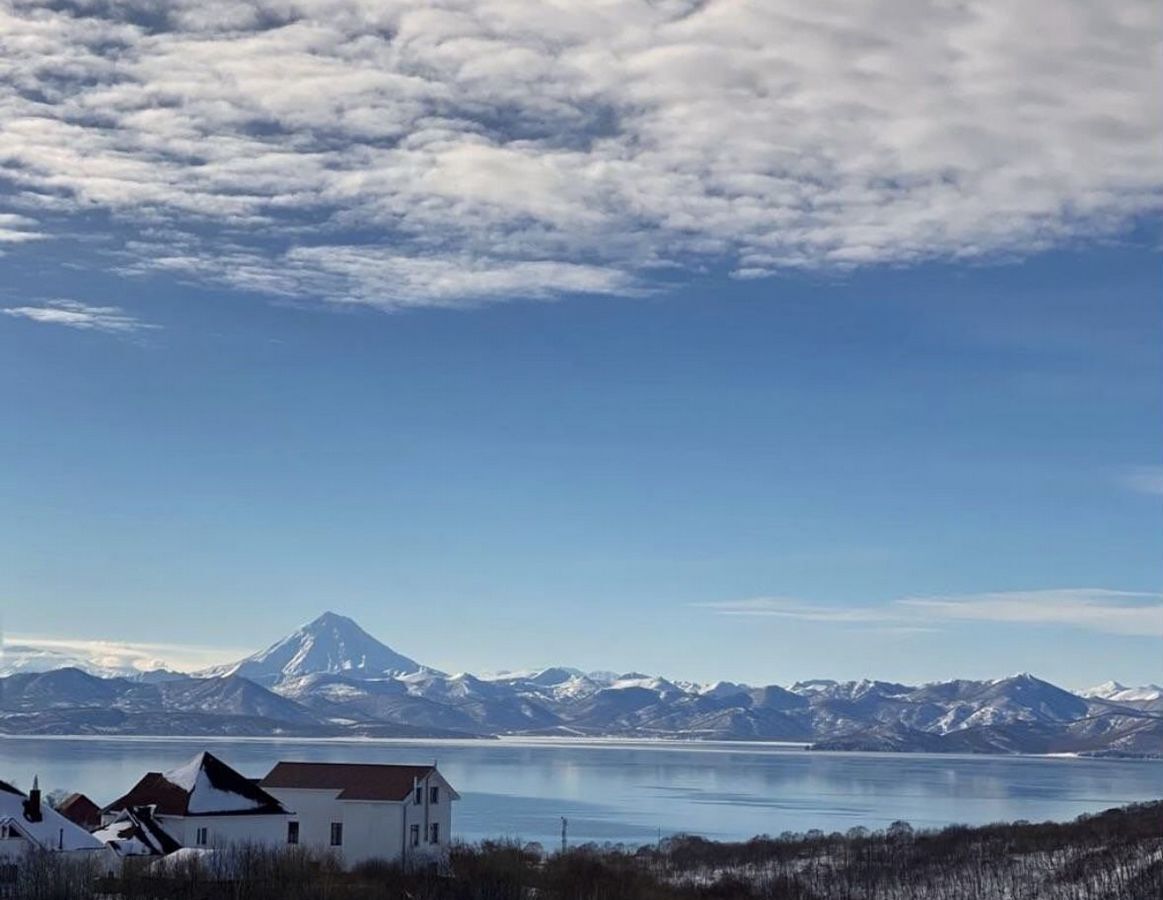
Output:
2 612 1160 756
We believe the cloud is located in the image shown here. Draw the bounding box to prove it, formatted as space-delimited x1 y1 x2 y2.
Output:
898 589 1163 637
0 0 1158 308
703 588 1163 637
1121 466 1163 497
697 597 897 623
2 299 158 333
1 635 247 674
0 213 44 244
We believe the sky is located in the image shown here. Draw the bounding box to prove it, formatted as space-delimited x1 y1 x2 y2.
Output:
0 0 1160 689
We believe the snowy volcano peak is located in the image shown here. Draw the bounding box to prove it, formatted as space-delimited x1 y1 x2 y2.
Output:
200 611 429 687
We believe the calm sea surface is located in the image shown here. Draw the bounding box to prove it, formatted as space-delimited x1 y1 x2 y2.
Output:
3 736 1162 847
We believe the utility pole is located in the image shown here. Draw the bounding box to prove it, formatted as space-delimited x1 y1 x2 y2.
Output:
560 817 568 854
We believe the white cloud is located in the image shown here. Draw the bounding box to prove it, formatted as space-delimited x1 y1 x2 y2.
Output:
0 0 1158 307
2 299 158 333
703 588 1163 637
1 635 246 675
898 589 1163 637
0 212 44 244
697 597 896 623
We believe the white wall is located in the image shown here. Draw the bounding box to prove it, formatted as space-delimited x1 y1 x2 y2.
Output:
156 813 290 850
266 771 455 869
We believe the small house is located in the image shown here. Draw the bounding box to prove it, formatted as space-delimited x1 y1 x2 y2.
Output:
0 778 114 891
103 752 290 850
260 762 459 868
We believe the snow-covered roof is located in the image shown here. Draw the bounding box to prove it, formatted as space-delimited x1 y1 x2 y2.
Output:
148 847 216 873
105 752 288 818
0 780 106 852
93 806 182 857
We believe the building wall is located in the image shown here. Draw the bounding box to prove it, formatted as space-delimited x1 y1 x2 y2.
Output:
267 788 343 858
266 771 455 868
0 837 27 864
155 813 290 850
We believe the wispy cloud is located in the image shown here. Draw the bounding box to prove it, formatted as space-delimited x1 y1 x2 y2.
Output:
697 597 897 623
0 0 1158 307
0 213 43 244
1121 466 1163 497
2 635 246 674
702 588 1163 637
2 300 158 333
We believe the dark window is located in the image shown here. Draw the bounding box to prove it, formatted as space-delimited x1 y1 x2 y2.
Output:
287 821 299 845
430 786 439 805
195 827 208 846
410 824 420 847
0 864 18 884
430 823 440 844
330 823 343 846
414 785 423 805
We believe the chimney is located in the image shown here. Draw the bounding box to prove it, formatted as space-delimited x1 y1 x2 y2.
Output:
23 776 43 823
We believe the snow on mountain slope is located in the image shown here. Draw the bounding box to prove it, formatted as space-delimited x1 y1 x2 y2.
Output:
1081 681 1163 702
199 612 429 687
5 611 1160 752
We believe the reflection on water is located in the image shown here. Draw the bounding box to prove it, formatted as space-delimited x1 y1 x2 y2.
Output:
2 736 1161 846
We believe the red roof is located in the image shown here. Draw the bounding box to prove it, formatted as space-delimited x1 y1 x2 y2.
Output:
56 793 101 830
261 762 453 802
104 752 287 817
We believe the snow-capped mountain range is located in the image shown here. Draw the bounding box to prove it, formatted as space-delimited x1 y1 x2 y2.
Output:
2 612 1160 756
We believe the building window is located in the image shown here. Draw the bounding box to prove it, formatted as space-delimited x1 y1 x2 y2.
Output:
414 784 423 805
195 827 208 847
430 785 439 805
410 824 420 847
330 823 343 847
430 823 440 844
287 821 299 845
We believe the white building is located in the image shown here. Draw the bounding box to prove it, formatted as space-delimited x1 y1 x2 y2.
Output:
102 752 291 850
0 777 115 891
259 762 459 868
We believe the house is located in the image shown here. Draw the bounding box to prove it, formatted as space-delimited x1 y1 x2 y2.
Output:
103 752 290 850
259 762 459 868
92 806 183 857
0 777 114 890
54 793 101 831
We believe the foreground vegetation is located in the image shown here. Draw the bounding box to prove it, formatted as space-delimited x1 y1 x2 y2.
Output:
9 800 1163 900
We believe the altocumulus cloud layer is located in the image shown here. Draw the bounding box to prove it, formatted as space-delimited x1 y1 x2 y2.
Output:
0 0 1160 308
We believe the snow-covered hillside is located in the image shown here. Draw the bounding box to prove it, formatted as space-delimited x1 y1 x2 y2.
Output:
1081 681 1163 703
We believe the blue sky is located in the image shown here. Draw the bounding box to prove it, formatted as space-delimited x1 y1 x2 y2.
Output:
0 0 1160 688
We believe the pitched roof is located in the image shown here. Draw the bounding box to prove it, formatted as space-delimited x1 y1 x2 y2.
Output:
261 762 457 802
0 782 107 852
93 806 183 857
56 793 101 830
104 752 287 817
